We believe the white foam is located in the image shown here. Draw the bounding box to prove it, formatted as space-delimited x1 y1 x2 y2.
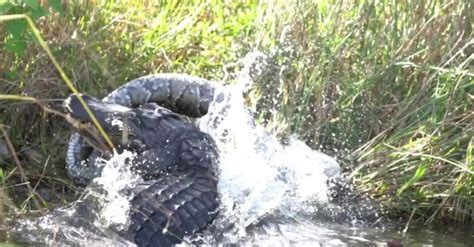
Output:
94 150 143 230
198 52 341 230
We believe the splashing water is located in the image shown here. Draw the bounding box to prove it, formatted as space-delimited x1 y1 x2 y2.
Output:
94 150 143 230
6 51 372 247
199 76 340 220
8 51 472 246
11 152 140 246
6 50 348 246
192 52 350 245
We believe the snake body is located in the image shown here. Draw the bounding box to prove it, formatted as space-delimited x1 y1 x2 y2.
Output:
64 74 219 246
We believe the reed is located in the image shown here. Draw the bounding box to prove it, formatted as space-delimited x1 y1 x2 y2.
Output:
0 0 471 224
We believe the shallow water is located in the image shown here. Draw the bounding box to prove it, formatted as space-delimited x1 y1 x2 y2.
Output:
3 52 473 246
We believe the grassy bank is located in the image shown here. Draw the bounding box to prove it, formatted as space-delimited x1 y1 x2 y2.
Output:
0 0 472 225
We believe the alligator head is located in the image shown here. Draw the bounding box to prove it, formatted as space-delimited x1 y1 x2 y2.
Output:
63 93 219 179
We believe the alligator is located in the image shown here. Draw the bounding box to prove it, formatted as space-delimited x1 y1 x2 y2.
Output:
63 74 220 246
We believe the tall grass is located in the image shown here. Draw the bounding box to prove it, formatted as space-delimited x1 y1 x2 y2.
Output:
0 0 472 224
256 0 472 223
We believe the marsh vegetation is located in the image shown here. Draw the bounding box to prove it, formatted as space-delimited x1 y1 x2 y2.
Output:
0 0 472 240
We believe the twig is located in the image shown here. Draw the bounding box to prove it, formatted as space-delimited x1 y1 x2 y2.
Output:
25 156 51 208
35 100 112 155
403 208 416 236
0 124 44 211
0 14 115 150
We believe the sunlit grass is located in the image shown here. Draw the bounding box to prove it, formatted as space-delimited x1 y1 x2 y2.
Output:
0 0 472 224
249 0 473 223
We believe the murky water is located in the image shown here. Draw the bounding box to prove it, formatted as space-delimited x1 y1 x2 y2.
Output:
3 52 473 246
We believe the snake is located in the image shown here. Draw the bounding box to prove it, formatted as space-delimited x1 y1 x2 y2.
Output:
63 74 220 246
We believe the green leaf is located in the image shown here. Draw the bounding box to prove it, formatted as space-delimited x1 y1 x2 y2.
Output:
467 140 472 170
30 5 46 20
21 0 39 9
5 70 18 81
48 0 63 15
0 167 4 183
397 164 427 196
6 19 28 38
5 38 27 56
0 0 14 14
413 164 427 180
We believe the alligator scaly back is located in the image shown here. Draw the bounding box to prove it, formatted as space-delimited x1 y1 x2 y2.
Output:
64 74 220 247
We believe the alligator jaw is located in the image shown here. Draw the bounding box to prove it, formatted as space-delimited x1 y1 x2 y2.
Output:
63 94 131 124
62 93 132 155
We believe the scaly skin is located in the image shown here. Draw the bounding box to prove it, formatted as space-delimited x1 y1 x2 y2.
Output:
66 74 216 185
64 74 219 247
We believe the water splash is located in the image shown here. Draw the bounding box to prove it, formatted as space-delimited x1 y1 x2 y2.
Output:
201 83 342 215
94 150 143 230
85 151 144 244
8 51 374 246
11 152 140 246
192 51 346 245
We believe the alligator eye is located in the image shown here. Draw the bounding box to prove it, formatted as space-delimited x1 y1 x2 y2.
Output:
182 154 196 165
